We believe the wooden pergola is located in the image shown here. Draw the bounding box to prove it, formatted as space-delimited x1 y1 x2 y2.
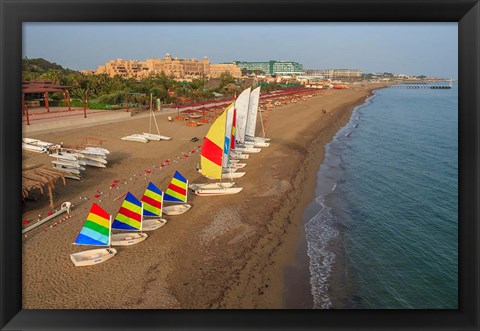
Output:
22 80 72 125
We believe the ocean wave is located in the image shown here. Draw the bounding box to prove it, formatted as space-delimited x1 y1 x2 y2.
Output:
305 195 339 309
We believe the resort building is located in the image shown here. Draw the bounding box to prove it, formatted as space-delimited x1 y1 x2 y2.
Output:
85 54 242 79
234 60 304 75
303 69 363 80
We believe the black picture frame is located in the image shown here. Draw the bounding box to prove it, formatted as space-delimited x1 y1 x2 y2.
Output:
1 0 478 330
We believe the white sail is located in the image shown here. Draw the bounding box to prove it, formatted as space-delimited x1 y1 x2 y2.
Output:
234 88 251 145
222 103 235 169
245 86 260 139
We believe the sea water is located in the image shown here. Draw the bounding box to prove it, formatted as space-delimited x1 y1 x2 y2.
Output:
305 83 458 309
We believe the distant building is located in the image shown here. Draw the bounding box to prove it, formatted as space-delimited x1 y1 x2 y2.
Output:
89 54 242 79
234 60 303 75
304 69 362 80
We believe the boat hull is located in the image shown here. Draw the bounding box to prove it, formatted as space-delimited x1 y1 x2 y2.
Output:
142 218 167 230
234 146 261 153
195 187 243 196
163 204 192 216
189 182 235 190
229 152 249 160
111 232 148 246
70 248 117 267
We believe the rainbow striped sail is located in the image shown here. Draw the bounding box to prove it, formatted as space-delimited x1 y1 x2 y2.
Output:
141 182 163 217
200 108 227 179
112 192 143 231
74 203 111 246
223 103 235 168
164 170 188 202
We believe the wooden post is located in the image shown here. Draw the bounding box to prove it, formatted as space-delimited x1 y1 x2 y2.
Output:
44 92 50 112
126 96 129 112
25 102 30 125
66 90 71 111
83 90 88 118
22 93 25 115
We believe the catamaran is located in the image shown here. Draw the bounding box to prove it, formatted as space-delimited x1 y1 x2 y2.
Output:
192 102 243 196
162 171 192 216
245 86 271 145
141 182 167 230
110 192 148 245
70 203 117 267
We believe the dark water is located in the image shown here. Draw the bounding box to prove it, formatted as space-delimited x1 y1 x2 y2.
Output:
305 83 458 309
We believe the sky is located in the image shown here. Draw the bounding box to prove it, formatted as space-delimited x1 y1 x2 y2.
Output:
23 23 458 78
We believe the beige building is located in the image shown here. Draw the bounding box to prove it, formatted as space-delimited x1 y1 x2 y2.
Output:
89 54 242 79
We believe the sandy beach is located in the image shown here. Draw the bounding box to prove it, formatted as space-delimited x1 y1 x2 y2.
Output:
21 83 385 309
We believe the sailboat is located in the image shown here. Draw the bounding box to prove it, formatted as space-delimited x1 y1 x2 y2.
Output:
143 94 171 141
110 192 148 246
192 103 243 196
232 88 263 153
162 170 192 215
244 86 271 146
70 203 117 267
141 182 167 230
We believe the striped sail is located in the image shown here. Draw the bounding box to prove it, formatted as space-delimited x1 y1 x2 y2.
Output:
141 182 163 217
223 103 235 169
234 88 251 144
245 86 261 138
164 170 188 202
74 203 111 246
112 192 143 231
200 109 227 179
231 107 237 150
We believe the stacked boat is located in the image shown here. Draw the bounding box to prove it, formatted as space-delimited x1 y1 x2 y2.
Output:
22 138 56 153
49 146 110 180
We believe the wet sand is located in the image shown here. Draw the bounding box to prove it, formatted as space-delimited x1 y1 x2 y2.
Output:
21 83 385 309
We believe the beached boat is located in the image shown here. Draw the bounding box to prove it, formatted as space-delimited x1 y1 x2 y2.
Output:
23 137 54 147
242 140 270 148
111 192 148 246
195 186 243 196
230 152 249 160
70 203 117 267
52 165 81 174
229 162 246 169
22 142 47 153
83 160 107 168
245 86 271 144
51 160 84 170
121 134 149 143
163 170 192 216
234 146 261 153
189 182 235 190
48 152 79 161
140 182 167 230
192 103 243 196
83 147 110 155
141 133 172 141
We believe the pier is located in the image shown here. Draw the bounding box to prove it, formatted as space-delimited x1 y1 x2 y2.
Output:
388 83 452 89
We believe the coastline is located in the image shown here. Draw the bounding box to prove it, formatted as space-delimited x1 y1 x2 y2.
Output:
21 83 386 309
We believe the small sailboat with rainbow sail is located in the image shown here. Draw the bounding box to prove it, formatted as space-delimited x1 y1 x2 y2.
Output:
141 182 167 230
70 203 117 267
163 171 192 216
111 192 148 246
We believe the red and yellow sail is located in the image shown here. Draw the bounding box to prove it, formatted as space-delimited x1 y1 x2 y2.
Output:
200 108 227 179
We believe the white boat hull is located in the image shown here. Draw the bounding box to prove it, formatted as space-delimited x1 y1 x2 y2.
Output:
242 141 270 147
143 218 167 230
121 134 149 143
142 133 162 141
70 248 117 267
189 182 235 190
163 204 192 216
49 153 78 161
246 136 271 143
22 143 47 153
84 160 107 168
229 163 246 169
111 232 148 246
235 146 261 153
83 147 110 155
195 187 243 196
23 138 54 147
230 152 249 160
52 165 81 174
